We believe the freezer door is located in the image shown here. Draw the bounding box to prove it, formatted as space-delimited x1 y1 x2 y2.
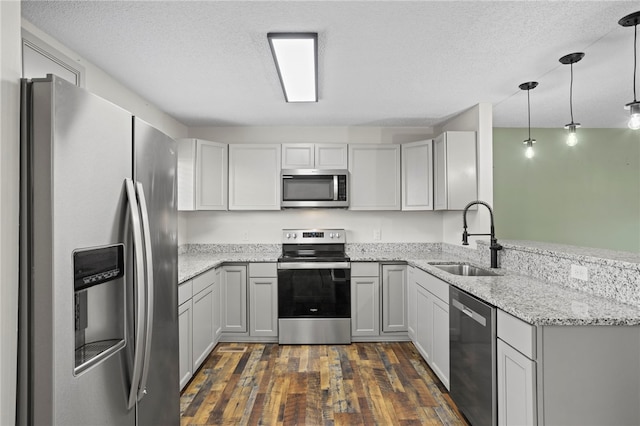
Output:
133 117 180 425
25 76 135 425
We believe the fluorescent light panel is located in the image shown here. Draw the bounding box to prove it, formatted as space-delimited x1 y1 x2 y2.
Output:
268 33 317 102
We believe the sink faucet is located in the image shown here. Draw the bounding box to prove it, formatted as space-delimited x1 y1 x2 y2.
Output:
462 200 503 268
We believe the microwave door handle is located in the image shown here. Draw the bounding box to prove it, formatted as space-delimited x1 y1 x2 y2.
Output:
333 175 338 201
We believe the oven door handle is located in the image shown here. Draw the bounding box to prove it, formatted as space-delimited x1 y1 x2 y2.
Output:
278 262 351 270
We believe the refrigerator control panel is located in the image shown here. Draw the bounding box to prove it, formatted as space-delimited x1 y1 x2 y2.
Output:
73 244 124 292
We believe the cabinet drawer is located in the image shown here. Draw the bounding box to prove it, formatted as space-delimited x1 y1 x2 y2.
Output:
249 262 277 278
351 262 379 277
192 268 216 295
178 280 192 306
422 272 449 303
497 309 536 359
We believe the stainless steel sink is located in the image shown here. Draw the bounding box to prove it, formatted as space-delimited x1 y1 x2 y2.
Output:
432 263 498 277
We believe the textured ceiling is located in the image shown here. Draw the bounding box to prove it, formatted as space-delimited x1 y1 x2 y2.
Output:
21 1 640 129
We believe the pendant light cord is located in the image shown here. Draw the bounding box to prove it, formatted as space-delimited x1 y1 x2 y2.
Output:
527 88 532 140
634 23 638 102
570 62 575 123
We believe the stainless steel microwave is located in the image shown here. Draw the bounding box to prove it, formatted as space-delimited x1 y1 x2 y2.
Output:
281 169 349 208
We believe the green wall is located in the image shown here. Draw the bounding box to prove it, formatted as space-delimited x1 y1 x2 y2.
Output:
493 128 640 253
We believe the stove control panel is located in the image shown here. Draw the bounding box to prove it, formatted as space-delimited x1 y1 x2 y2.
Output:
282 229 346 244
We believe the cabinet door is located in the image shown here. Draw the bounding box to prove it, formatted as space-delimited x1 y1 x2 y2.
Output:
431 296 450 390
433 131 477 210
351 276 380 336
178 300 192 390
407 267 417 340
249 277 278 337
497 339 537 426
282 143 314 169
196 140 228 210
433 134 447 210
220 265 248 333
213 268 221 342
381 264 407 332
348 144 401 210
192 287 214 371
414 285 433 363
229 144 281 210
401 140 434 210
177 139 196 211
315 143 348 169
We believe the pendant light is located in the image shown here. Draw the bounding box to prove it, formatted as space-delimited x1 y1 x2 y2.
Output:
559 52 585 146
519 81 538 158
619 11 640 130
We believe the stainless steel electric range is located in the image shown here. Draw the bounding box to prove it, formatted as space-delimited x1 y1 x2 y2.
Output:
277 229 351 344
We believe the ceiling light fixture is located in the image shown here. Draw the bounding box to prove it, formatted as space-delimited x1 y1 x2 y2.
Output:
619 11 640 130
519 81 538 159
559 52 585 146
267 32 318 103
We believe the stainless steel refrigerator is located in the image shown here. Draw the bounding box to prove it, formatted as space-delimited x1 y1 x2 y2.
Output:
19 75 179 425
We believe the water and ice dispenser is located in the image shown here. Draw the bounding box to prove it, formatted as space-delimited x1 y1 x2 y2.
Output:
73 244 126 375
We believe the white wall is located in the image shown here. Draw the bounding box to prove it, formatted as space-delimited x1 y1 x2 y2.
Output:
21 20 188 139
1 2 21 424
182 125 444 244
436 103 493 247
182 210 443 244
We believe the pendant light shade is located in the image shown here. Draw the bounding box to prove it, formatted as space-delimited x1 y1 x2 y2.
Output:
519 81 538 158
619 11 640 130
268 32 318 103
559 52 585 146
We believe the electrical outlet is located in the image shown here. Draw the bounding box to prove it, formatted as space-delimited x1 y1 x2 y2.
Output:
570 264 588 281
241 231 249 242
373 229 381 241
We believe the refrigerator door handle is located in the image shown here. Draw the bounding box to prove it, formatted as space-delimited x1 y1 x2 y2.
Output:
135 181 154 402
125 178 147 410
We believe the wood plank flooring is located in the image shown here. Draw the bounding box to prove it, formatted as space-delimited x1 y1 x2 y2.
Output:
180 342 468 425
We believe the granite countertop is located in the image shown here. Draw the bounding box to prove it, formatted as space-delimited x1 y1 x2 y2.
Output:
178 248 640 327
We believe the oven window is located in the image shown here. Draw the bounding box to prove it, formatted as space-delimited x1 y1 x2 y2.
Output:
283 176 334 201
278 269 350 318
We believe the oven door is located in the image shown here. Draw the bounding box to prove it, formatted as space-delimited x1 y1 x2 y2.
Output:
277 262 351 344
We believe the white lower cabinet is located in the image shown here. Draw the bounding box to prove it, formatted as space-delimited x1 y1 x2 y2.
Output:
249 263 278 337
414 285 433 364
192 286 214 371
411 266 450 389
220 264 248 333
381 264 408 333
178 268 217 391
351 262 380 337
407 267 417 340
213 268 222 341
497 339 536 426
178 297 192 390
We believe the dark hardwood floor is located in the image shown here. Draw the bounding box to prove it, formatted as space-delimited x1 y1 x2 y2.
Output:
180 342 468 425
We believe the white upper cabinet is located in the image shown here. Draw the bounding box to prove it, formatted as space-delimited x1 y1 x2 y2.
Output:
348 144 401 210
282 143 314 169
282 143 348 169
401 140 434 210
433 131 477 210
314 144 348 169
229 144 281 210
177 139 228 211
